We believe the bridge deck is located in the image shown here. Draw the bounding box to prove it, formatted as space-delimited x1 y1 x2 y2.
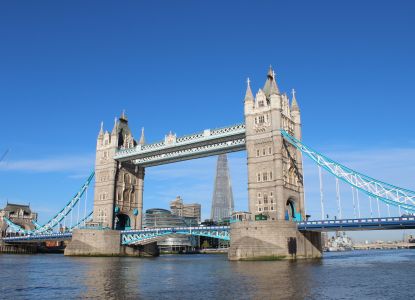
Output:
298 217 415 232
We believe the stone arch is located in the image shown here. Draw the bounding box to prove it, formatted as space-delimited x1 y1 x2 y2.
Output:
115 213 131 230
285 198 300 221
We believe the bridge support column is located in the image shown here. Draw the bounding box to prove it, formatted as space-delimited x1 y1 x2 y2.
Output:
228 220 322 260
64 229 159 257
135 167 144 230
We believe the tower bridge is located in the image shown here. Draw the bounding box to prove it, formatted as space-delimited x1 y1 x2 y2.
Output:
2 66 415 260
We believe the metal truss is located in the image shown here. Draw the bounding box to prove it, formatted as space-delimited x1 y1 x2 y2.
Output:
3 172 95 235
121 226 230 245
281 130 415 212
114 124 246 166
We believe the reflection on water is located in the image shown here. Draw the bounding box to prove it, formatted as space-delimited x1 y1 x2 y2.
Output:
0 250 414 299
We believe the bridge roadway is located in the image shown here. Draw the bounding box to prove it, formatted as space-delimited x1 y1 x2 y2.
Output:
2 217 415 244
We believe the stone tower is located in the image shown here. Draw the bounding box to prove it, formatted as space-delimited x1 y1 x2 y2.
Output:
244 67 304 221
211 154 234 222
93 112 145 230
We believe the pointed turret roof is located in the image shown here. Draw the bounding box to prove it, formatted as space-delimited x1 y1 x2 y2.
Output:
291 88 300 111
99 121 104 136
111 117 118 135
120 109 128 122
263 65 280 97
244 78 254 102
139 127 145 145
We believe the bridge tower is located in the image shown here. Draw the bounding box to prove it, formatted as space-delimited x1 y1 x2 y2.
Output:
92 112 144 230
229 67 321 260
244 67 304 221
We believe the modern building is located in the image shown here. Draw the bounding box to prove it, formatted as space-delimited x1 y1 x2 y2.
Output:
0 202 38 237
210 154 234 222
143 208 199 252
170 196 201 223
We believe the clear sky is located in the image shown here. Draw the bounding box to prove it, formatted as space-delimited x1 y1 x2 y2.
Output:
1 1 414 241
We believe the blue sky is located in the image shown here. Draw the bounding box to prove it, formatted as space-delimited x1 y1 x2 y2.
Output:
1 1 414 241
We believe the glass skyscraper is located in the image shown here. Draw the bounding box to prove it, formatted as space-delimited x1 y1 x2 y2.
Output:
210 154 234 222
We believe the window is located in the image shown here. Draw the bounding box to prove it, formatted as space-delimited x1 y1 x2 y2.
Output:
270 172 273 180
258 100 264 107
263 172 268 181
256 149 260 157
268 147 272 155
271 206 274 210
258 192 261 197
258 200 261 204
257 173 261 182
264 207 269 211
258 115 265 123
264 194 268 204
259 208 262 212
262 148 266 155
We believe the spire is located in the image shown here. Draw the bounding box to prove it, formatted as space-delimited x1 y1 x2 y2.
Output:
99 121 104 136
270 70 280 95
244 78 254 102
120 109 128 121
111 117 118 135
263 65 280 97
291 88 300 111
139 127 145 145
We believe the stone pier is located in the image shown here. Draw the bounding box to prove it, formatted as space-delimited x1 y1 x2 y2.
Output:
228 220 322 260
64 229 159 257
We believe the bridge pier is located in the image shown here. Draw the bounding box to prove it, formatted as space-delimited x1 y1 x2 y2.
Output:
228 220 322 260
64 229 159 257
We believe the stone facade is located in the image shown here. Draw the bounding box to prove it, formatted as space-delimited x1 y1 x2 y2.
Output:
64 229 159 257
228 67 321 260
92 112 144 230
0 203 38 236
244 67 304 221
228 220 322 260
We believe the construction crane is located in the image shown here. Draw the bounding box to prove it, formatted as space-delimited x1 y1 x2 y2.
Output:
0 149 10 163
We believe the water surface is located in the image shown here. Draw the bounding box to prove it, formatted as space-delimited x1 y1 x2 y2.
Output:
0 250 414 299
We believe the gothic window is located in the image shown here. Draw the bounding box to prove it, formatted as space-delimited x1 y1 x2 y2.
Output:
255 117 258 124
124 174 130 184
258 115 265 124
263 172 268 181
258 100 264 107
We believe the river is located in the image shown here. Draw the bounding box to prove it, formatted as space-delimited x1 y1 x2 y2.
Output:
0 249 414 299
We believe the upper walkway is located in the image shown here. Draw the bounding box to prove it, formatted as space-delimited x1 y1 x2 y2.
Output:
114 123 246 166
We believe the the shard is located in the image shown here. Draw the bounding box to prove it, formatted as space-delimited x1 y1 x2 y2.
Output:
211 154 234 222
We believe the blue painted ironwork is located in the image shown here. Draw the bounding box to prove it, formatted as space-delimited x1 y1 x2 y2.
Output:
2 232 73 243
4 172 95 234
298 216 415 231
121 226 230 245
114 124 246 166
281 130 415 212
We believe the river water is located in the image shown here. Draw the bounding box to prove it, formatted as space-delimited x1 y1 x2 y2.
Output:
0 249 414 299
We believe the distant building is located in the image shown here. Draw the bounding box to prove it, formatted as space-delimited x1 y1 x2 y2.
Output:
0 202 38 237
143 208 199 252
211 154 234 222
170 196 201 223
